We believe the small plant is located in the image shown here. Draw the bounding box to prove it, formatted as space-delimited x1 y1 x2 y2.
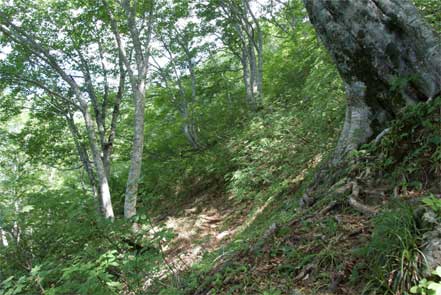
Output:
422 195 441 215
357 204 425 294
262 288 282 295
410 266 441 295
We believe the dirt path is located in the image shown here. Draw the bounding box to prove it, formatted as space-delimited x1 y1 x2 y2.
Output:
159 193 248 273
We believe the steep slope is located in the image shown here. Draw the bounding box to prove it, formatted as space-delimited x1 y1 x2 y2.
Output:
152 97 441 295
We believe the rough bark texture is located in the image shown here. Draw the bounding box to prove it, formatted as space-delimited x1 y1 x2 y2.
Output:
303 0 441 163
304 0 441 274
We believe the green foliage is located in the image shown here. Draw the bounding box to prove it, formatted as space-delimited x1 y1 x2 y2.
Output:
0 187 174 294
352 96 441 192
1 0 438 294
411 267 441 295
414 0 441 33
262 288 283 295
422 196 441 216
357 204 424 294
227 30 344 203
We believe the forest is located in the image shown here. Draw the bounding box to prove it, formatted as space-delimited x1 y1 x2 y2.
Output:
0 0 440 294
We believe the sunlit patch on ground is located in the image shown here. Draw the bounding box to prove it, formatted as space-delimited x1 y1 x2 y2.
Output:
158 192 250 273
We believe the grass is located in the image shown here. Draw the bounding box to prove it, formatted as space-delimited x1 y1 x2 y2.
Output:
147 97 441 295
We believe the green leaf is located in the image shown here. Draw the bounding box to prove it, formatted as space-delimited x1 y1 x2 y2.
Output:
428 281 441 292
106 281 122 288
20 205 34 213
430 136 441 145
433 266 441 278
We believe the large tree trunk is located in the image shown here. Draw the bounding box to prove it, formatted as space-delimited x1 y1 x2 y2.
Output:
303 0 441 164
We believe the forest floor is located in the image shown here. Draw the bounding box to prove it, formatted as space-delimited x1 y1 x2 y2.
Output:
146 98 441 295
157 190 251 274
147 185 369 294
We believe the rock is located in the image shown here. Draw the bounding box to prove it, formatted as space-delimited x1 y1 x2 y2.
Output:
422 210 439 226
299 192 314 208
423 231 441 275
416 208 441 275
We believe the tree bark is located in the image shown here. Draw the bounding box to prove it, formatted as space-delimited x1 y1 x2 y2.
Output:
0 13 116 219
256 28 263 106
103 54 126 179
124 83 146 219
303 0 441 164
81 105 115 219
66 113 98 199
244 0 264 107
156 34 204 150
241 43 255 110
249 38 257 106
105 0 154 219
0 228 8 247
219 0 263 111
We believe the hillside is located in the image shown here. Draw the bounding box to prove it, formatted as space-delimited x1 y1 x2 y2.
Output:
0 0 440 294
147 97 441 295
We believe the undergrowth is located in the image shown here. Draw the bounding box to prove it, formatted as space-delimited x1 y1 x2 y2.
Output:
154 97 441 295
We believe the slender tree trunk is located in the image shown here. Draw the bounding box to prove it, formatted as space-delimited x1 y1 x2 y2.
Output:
183 122 200 150
103 60 125 179
303 0 441 164
81 106 115 219
241 44 255 111
0 9 116 219
0 228 8 247
186 62 203 149
124 83 146 219
107 0 154 220
178 100 201 150
244 0 263 107
66 114 98 199
256 28 263 106
249 40 257 108
12 199 20 243
180 101 201 150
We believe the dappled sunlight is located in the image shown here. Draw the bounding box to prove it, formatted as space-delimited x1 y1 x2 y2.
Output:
156 151 326 276
157 193 248 274
2 0 438 293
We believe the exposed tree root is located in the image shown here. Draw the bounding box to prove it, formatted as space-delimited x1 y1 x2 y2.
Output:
348 196 378 216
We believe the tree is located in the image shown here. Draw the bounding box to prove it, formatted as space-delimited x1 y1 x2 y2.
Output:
1 0 157 220
152 0 211 150
103 0 155 219
199 0 264 111
303 0 441 164
0 2 120 219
